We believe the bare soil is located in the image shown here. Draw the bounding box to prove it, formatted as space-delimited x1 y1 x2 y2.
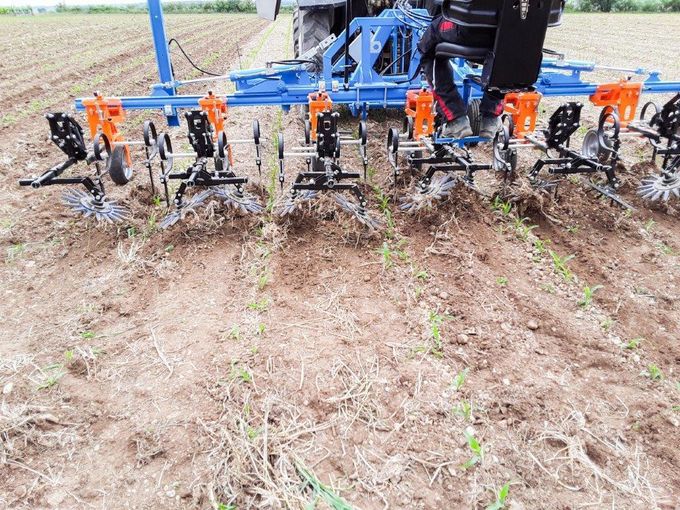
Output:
0 12 679 510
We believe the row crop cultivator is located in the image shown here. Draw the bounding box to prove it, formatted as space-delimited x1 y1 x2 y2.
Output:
19 0 680 228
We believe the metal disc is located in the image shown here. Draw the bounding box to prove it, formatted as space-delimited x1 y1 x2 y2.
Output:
159 189 213 229
333 193 381 230
638 173 680 202
399 175 459 212
62 189 129 223
212 186 264 214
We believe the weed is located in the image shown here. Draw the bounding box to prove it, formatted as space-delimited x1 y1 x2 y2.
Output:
228 325 241 341
461 431 484 470
600 317 614 332
658 243 676 256
491 196 512 216
644 219 656 232
80 331 96 340
296 463 353 510
217 504 237 510
453 367 470 391
642 364 663 381
36 363 66 390
486 482 510 510
152 195 162 207
623 337 642 350
566 224 580 235
256 323 266 336
247 298 269 312
578 284 603 309
257 273 269 290
414 286 424 300
414 268 429 280
231 363 253 384
549 250 575 282
374 186 395 237
453 400 472 421
127 226 137 238
496 276 508 287
165 244 174 253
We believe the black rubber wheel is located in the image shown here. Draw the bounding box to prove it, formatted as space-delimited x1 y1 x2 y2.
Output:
294 7 332 57
359 120 367 145
217 131 228 159
403 116 414 140
387 127 399 155
107 145 132 185
277 133 285 159
143 120 157 147
93 133 111 162
467 99 481 137
252 119 260 145
304 120 312 145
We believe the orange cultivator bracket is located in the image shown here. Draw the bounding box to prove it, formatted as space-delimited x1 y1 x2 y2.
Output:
198 90 228 137
308 91 333 141
81 92 131 167
405 88 435 139
590 81 642 127
199 90 232 165
504 91 542 138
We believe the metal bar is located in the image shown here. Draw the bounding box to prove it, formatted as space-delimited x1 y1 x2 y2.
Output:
147 0 179 126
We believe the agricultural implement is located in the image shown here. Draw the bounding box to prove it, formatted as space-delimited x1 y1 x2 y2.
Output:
275 91 377 227
18 0 680 225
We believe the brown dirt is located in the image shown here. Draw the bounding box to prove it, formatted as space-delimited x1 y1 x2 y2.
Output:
1 11 679 510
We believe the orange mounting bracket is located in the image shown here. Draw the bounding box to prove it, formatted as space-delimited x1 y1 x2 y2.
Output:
199 90 228 138
199 91 232 165
590 81 642 127
308 91 333 141
405 88 435 139
81 92 131 167
504 92 542 138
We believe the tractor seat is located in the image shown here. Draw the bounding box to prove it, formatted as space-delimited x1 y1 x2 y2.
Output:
435 43 489 63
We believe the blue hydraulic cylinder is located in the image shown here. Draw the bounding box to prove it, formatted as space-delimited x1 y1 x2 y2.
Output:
147 0 180 126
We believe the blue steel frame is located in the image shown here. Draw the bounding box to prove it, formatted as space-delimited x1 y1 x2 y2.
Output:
75 0 680 124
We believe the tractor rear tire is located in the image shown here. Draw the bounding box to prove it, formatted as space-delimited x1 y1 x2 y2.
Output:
107 145 132 185
293 7 332 57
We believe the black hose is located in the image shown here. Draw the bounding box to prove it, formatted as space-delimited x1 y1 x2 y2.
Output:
168 38 223 77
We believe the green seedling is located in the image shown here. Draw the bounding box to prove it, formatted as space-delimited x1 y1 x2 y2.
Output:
247 298 269 312
491 196 512 216
233 366 253 384
374 186 395 236
414 269 429 281
578 284 603 309
428 310 450 357
217 504 237 510
414 286 424 300
165 244 174 253
453 368 469 391
296 463 354 510
377 242 394 269
228 325 241 341
566 224 580 235
80 331 96 340
643 364 663 381
549 250 575 282
64 350 74 362
514 218 537 241
644 219 655 232
152 195 162 207
256 323 266 336
257 273 269 290
461 431 484 470
533 238 551 255
453 400 472 421
486 482 510 510
540 283 556 294
623 337 642 350
126 226 137 238
496 276 508 287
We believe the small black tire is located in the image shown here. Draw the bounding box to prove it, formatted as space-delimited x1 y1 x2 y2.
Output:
387 127 399 154
359 120 367 145
304 120 312 145
143 120 157 147
107 145 132 185
277 133 285 159
252 119 260 145
468 99 481 137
